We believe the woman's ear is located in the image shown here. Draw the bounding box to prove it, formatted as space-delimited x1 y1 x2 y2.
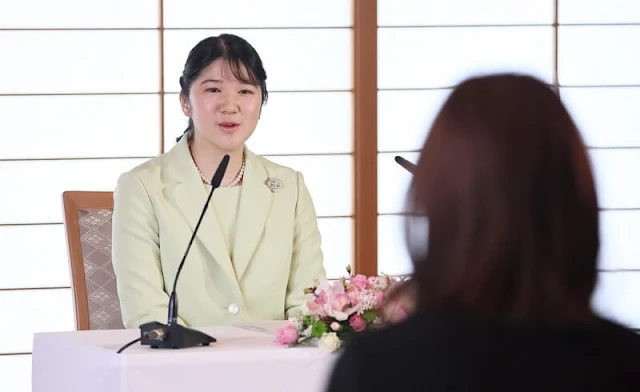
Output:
179 93 190 116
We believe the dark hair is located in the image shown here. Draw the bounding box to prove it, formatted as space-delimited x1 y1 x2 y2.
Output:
177 33 268 141
406 73 599 325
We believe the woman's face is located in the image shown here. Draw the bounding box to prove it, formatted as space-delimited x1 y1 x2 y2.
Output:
181 58 262 153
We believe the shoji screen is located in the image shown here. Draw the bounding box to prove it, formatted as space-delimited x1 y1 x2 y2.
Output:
0 2 159 390
0 1 352 390
558 0 640 330
374 0 640 333
376 0 555 275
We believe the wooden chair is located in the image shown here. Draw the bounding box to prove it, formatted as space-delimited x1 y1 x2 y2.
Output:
62 191 124 330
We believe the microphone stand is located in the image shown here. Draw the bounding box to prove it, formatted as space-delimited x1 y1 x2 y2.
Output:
136 155 231 349
394 155 416 174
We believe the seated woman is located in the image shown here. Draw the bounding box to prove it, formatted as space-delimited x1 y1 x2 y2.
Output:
111 34 326 328
326 74 640 391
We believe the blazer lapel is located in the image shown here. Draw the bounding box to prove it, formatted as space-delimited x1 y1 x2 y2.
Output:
232 149 274 280
163 138 239 289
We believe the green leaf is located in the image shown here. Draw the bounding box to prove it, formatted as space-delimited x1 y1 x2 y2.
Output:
303 315 313 326
361 310 377 322
311 321 328 338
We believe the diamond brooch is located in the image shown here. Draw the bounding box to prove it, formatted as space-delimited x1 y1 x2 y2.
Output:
265 178 283 193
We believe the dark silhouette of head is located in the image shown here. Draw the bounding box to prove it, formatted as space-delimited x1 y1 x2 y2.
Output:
406 73 599 324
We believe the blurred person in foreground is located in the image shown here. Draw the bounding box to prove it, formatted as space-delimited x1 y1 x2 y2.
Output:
326 73 640 391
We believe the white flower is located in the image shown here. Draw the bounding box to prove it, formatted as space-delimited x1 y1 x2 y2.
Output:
291 305 307 318
302 326 312 338
288 317 303 330
319 332 342 352
370 277 389 291
358 290 378 312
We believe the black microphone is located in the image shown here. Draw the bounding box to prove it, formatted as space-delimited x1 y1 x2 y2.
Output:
394 155 416 174
137 154 230 350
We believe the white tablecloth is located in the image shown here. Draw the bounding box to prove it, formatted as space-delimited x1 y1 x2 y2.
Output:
32 321 338 392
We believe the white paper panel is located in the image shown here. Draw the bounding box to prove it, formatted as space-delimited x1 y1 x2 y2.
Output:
378 0 554 26
592 272 640 329
0 355 31 392
0 225 70 289
589 149 640 209
378 27 554 89
0 289 75 353
0 95 160 159
562 87 640 148
0 0 158 28
378 152 419 214
378 89 451 152
163 29 352 93
318 217 353 279
264 154 352 217
558 26 640 86
0 31 160 94
559 0 640 24
599 211 640 271
164 0 351 28
378 215 413 276
164 92 353 154
0 158 147 225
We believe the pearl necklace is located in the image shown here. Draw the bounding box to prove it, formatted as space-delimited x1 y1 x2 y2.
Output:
197 154 245 187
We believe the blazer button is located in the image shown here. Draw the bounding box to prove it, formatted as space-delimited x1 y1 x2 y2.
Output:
227 303 240 315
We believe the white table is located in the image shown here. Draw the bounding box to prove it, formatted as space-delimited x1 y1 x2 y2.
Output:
32 321 338 392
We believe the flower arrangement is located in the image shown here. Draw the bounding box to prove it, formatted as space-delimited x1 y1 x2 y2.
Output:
275 267 402 352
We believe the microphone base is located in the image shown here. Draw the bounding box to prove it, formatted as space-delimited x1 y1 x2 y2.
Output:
139 321 216 349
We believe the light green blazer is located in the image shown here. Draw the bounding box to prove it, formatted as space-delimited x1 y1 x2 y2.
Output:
111 136 326 328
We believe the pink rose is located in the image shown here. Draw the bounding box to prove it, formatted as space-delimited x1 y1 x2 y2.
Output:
330 322 342 331
351 274 369 290
349 314 367 332
275 323 299 347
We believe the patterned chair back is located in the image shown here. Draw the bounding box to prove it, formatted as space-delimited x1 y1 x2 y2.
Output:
62 191 124 330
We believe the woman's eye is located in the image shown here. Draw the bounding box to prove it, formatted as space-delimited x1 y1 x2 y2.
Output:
206 88 220 93
239 90 254 95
